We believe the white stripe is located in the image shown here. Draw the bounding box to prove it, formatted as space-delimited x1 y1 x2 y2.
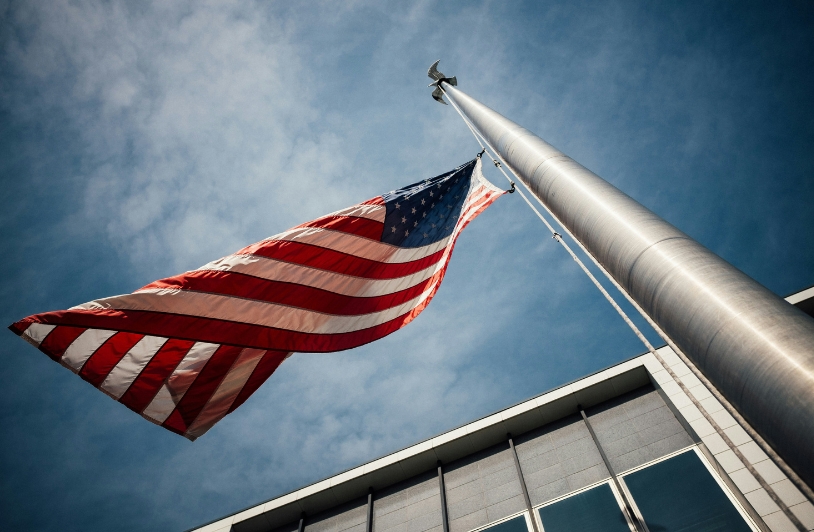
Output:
21 323 56 347
319 202 385 223
461 185 494 214
256 227 451 264
61 329 117 372
472 159 505 195
75 284 439 335
194 253 441 297
100 336 169 399
141 342 219 424
186 348 268 438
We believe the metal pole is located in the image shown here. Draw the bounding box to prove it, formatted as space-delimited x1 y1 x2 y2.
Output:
441 81 814 490
507 434 540 532
367 488 374 532
579 408 648 532
437 461 450 532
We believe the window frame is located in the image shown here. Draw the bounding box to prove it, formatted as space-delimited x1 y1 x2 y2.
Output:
463 445 762 532
530 478 636 532
617 446 760 532
464 509 534 532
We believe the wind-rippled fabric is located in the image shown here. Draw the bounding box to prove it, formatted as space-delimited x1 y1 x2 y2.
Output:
10 158 505 440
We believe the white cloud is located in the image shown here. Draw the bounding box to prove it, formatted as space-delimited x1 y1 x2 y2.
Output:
5 0 365 276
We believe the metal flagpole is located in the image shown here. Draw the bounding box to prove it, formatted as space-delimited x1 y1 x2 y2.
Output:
430 65 814 492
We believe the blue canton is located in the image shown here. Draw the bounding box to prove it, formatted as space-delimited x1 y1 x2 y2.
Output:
381 159 477 248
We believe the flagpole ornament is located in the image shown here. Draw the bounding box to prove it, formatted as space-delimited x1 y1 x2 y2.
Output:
436 73 814 490
427 60 456 104
10 159 507 440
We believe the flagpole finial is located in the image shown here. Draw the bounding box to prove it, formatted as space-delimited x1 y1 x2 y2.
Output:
427 60 457 104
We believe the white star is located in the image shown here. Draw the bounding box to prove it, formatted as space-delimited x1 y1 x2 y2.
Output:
431 223 436 228
401 216 406 223
395 202 400 209
405 230 409 236
411 207 416 214
439 195 443 200
423 233 428 238
391 226 396 233
429 191 434 197
413 221 418 227
431 203 435 208
455 195 460 199
422 212 426 218
421 199 425 205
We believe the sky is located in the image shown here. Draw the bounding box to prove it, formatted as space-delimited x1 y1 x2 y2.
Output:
1 1 813 530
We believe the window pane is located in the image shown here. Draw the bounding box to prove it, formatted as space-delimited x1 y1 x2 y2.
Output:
623 450 751 532
482 515 528 532
538 483 630 532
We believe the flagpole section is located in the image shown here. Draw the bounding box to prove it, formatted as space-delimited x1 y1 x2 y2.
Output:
440 82 814 491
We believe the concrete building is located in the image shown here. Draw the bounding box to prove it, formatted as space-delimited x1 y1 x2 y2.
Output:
192 286 814 532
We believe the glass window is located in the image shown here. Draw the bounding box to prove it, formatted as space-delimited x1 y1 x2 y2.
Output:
538 483 631 532
481 515 528 532
622 450 752 532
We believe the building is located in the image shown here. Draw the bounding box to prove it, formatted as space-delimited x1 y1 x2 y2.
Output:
192 287 814 532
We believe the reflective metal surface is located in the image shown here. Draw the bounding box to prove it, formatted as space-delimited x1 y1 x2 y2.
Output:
442 84 814 490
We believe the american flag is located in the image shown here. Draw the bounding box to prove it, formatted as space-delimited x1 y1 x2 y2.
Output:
10 158 505 440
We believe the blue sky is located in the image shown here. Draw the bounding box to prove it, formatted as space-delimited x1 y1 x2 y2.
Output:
1 1 812 530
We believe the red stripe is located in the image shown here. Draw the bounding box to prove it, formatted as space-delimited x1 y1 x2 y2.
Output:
13 257 451 353
361 196 384 206
18 307 412 351
79 332 144 387
227 350 290 414
39 326 87 361
118 338 195 413
141 267 444 315
231 240 446 280
162 345 244 434
161 410 188 437
9 321 28 336
296 215 383 241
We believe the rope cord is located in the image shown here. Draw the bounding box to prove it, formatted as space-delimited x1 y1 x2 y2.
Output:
442 87 659 357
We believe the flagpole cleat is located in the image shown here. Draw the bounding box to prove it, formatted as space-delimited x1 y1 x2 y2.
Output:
427 60 457 104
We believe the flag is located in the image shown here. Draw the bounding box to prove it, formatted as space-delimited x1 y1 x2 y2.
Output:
10 158 505 439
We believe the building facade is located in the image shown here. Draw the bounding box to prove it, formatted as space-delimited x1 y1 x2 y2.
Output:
192 287 814 532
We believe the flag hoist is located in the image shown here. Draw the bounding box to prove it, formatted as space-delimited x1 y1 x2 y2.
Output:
428 62 814 495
